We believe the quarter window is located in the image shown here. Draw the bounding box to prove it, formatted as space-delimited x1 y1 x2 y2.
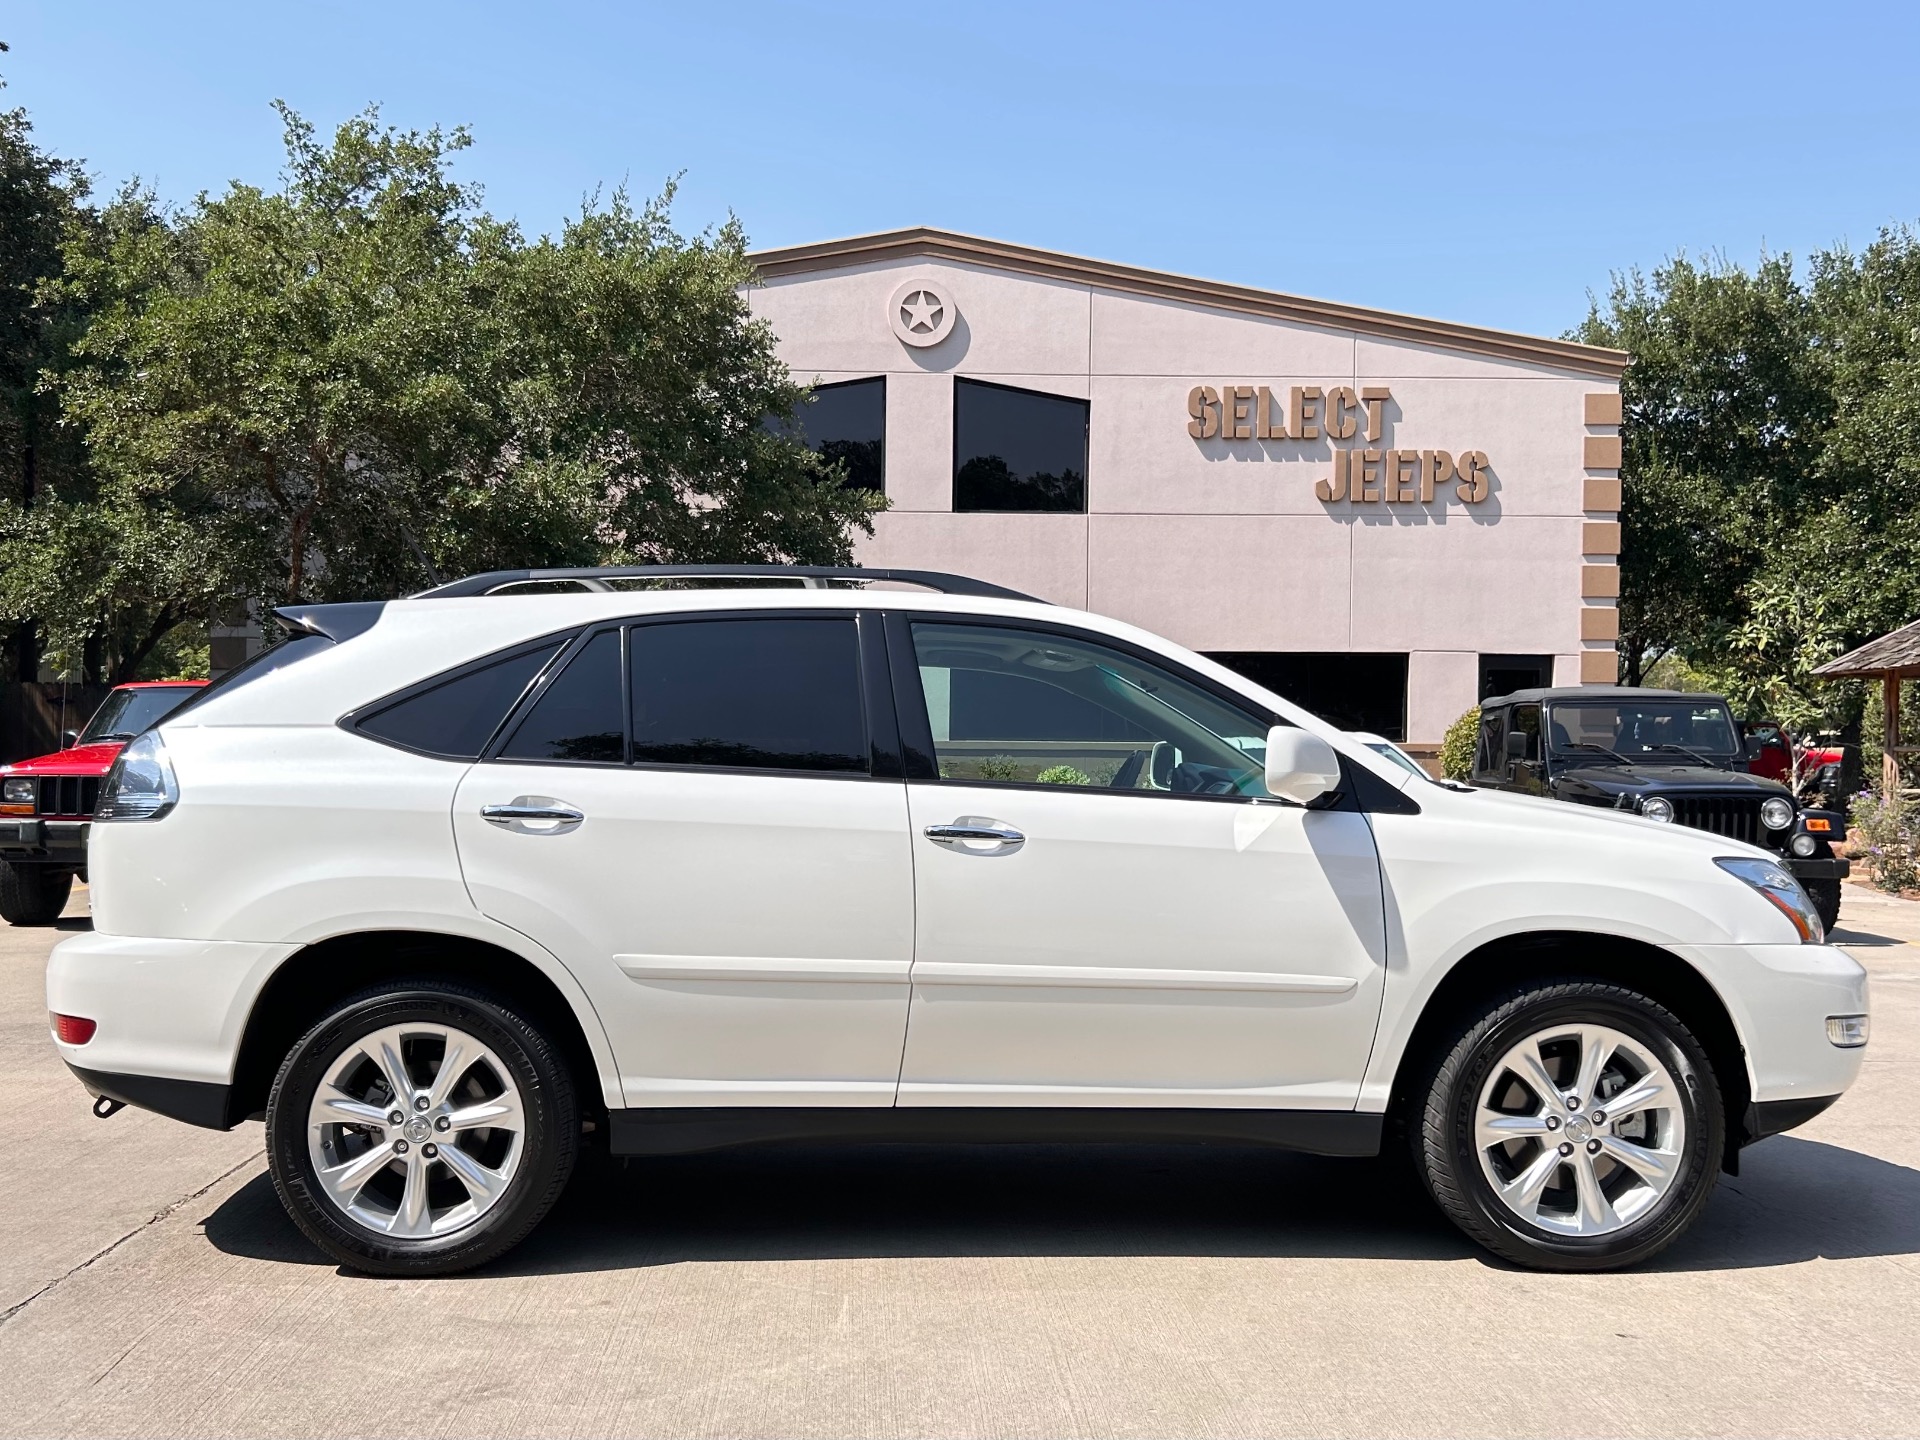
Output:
629 618 867 773
499 630 624 764
953 378 1088 513
355 641 565 760
910 622 1273 797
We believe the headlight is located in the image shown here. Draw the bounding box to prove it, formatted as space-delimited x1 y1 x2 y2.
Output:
1790 833 1818 857
1760 797 1794 831
1715 856 1824 944
1640 796 1674 823
2 777 33 804
94 732 179 822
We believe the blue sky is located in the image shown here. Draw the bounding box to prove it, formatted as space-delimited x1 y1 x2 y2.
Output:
8 2 1919 338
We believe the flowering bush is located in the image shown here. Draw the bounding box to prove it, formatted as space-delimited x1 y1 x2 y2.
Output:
1850 786 1919 894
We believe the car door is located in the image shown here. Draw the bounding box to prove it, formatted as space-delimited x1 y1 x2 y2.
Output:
889 615 1388 1109
452 610 915 1108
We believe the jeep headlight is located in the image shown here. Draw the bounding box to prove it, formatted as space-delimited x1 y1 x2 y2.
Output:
94 732 179 822
2 777 33 804
1760 797 1794 831
1639 796 1674 823
1715 856 1824 944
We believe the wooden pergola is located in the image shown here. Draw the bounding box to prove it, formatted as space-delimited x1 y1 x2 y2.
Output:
1814 618 1920 794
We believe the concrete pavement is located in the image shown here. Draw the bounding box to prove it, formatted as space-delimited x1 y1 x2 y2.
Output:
0 881 1916 1437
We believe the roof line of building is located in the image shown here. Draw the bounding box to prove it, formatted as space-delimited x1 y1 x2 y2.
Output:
748 227 1630 379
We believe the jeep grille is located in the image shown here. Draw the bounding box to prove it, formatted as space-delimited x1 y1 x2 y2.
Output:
35 776 101 818
1670 794 1763 846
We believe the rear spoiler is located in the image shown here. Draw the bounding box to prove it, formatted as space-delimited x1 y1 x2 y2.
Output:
273 602 387 643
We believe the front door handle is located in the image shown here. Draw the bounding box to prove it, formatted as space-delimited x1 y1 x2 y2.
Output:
482 798 585 832
924 819 1025 851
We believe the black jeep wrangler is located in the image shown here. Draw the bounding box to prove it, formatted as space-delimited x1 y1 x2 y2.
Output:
1470 687 1850 931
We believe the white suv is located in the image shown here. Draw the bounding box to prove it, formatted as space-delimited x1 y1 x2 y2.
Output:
48 567 1869 1275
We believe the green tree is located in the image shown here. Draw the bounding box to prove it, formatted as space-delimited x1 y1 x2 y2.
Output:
2 104 879 682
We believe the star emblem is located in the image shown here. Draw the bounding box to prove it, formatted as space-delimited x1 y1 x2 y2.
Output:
901 291 944 332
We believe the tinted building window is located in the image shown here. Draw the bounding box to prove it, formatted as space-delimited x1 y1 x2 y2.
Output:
1479 653 1552 701
1207 651 1409 741
629 618 867 773
774 377 885 494
500 630 624 763
953 378 1087 513
356 641 565 759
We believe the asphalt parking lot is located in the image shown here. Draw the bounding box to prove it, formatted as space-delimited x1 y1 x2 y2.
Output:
1 886 1916 1438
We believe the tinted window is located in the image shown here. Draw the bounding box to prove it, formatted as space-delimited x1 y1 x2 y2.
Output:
912 623 1272 796
357 642 563 759
78 686 202 743
1510 704 1542 761
629 618 866 773
781 377 885 494
1207 651 1408 740
953 378 1087 513
161 634 335 726
500 631 624 763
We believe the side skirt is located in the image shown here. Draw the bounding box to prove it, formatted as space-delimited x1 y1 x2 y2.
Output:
608 1106 1383 1158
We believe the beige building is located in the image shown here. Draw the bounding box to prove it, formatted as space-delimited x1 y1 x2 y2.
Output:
749 229 1626 748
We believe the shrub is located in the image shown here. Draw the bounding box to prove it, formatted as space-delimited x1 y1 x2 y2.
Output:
1851 786 1919 894
1440 707 1480 781
1036 764 1094 786
974 754 1021 782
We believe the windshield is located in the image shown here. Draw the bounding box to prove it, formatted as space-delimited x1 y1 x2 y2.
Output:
77 686 201 745
1546 700 1741 761
1365 740 1430 778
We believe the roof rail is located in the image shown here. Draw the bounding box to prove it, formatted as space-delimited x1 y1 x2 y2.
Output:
411 565 1046 604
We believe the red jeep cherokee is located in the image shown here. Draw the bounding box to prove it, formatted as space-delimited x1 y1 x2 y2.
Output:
0 681 206 925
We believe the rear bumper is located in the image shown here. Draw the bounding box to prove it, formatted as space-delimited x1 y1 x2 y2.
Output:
0 818 88 865
66 1063 236 1129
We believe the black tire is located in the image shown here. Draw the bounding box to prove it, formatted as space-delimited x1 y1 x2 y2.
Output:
1414 980 1723 1271
1805 879 1841 935
0 862 73 926
266 981 577 1276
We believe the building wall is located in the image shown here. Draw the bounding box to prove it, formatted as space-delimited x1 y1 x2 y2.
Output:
751 257 1620 743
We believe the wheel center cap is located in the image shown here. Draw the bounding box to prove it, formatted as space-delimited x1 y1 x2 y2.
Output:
404 1117 434 1144
1564 1115 1593 1143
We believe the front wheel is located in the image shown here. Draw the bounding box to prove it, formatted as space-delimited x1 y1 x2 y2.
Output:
1804 879 1841 934
266 981 577 1276
1415 981 1723 1271
0 862 73 925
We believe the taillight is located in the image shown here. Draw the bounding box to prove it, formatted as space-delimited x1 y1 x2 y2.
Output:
52 1013 97 1045
95 731 179 821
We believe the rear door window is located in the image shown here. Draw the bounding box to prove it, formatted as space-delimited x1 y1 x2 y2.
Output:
355 641 565 759
628 617 867 773
499 630 625 764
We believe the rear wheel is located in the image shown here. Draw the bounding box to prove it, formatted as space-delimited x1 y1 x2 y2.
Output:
1415 981 1723 1271
266 981 577 1276
0 862 73 926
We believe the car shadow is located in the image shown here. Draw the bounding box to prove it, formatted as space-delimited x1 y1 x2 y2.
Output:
198 1133 1920 1278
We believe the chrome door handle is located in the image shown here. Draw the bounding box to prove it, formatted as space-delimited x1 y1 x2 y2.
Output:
924 820 1025 849
482 801 585 830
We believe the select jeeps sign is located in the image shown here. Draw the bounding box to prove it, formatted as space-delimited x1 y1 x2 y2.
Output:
1186 384 1490 504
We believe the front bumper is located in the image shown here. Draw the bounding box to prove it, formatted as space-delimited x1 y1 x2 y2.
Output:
1783 854 1850 881
46 930 296 1127
0 818 88 865
1678 941 1869 1111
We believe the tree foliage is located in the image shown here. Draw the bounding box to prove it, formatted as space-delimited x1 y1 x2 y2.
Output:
0 103 879 682
1576 236 1920 739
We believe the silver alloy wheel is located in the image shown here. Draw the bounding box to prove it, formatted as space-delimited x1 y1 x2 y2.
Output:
1474 1022 1687 1237
306 1022 526 1240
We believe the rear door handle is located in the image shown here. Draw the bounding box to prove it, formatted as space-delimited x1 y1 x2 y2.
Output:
924 819 1025 851
482 799 585 832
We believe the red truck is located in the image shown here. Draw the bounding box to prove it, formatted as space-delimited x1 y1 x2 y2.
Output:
1740 720 1845 802
0 680 207 925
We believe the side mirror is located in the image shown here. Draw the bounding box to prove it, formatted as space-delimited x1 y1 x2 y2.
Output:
1743 736 1766 760
1148 739 1175 790
1504 731 1532 761
62 729 79 748
1264 726 1342 805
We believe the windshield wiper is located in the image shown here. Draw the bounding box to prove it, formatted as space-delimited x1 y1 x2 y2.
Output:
1559 741 1634 764
1649 742 1720 767
91 731 137 743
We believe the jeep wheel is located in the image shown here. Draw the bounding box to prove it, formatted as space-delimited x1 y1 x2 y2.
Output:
1804 879 1841 935
0 862 73 926
1415 981 1723 1271
266 982 577 1276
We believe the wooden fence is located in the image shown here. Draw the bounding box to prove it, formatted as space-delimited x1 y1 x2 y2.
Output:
0 683 111 765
